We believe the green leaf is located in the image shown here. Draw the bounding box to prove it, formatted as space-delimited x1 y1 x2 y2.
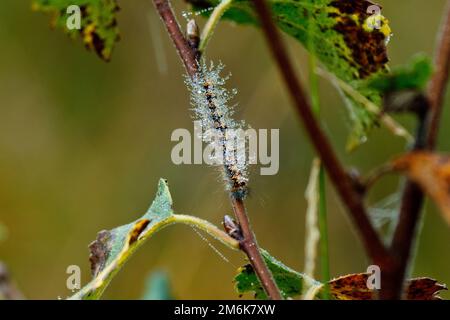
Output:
32 0 120 61
368 54 433 93
69 179 239 300
188 0 392 149
69 178 174 299
235 250 321 299
190 0 390 77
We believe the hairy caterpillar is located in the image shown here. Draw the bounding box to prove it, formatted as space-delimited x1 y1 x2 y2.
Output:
185 61 249 199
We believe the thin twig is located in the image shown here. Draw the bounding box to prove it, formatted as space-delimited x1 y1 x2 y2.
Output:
384 0 450 300
362 163 396 194
307 8 330 298
174 214 240 250
250 0 389 266
153 0 198 76
427 0 450 148
231 198 282 299
317 165 331 298
152 0 282 300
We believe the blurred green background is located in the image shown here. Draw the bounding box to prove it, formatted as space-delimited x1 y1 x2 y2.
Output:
0 0 449 299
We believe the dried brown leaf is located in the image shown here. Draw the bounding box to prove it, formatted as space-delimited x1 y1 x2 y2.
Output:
329 273 447 300
88 230 112 277
406 277 447 300
392 151 450 226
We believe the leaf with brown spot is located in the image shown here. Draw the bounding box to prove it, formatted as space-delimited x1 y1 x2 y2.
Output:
329 273 373 300
69 179 239 300
128 219 151 245
70 179 175 300
392 151 450 226
88 230 112 277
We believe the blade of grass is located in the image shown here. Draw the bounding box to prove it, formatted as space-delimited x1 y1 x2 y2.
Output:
318 164 330 299
308 28 331 299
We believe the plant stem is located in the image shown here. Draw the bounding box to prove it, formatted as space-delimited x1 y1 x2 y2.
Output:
309 50 330 298
318 165 331 299
152 0 282 300
381 0 450 299
309 51 320 114
250 0 389 266
174 214 240 250
231 198 283 300
199 0 233 53
427 0 450 149
153 0 198 76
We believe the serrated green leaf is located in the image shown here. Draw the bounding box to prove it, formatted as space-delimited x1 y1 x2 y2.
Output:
188 0 392 149
32 0 120 61
368 54 433 93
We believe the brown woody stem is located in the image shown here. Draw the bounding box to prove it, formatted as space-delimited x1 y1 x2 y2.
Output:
156 0 450 300
153 0 198 76
250 0 389 266
152 0 282 300
231 198 282 300
427 0 450 149
383 0 450 299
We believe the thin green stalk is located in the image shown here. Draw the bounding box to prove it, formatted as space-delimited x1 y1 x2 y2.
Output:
309 54 320 114
309 49 331 299
174 214 240 250
318 165 330 299
198 0 233 53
